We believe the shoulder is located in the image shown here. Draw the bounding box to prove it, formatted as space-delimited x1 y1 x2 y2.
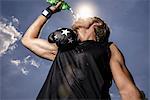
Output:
108 43 119 56
109 42 125 63
109 43 119 52
109 42 121 55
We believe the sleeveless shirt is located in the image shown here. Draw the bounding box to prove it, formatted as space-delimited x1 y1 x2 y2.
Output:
37 40 113 100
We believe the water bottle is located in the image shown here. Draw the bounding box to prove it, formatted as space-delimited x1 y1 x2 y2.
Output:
46 0 71 10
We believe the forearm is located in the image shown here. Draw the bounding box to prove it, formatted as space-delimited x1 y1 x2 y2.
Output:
111 63 142 100
21 2 64 60
22 1 62 41
120 85 141 100
22 15 48 40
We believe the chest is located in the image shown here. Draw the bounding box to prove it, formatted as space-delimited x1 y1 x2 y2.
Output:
74 43 108 60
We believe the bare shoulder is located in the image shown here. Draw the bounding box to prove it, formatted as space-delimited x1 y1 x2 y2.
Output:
109 43 125 63
109 43 121 55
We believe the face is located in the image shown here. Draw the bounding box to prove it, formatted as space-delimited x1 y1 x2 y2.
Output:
72 17 103 41
72 17 103 30
72 17 94 29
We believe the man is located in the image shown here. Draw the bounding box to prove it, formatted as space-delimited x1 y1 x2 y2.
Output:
21 1 143 100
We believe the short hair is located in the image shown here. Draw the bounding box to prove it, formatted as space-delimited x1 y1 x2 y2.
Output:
93 17 110 43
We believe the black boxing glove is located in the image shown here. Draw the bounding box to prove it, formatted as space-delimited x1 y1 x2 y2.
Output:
48 28 77 48
48 32 55 43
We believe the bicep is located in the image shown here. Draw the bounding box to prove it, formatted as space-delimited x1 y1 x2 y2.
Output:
110 59 134 90
109 44 136 91
22 38 58 61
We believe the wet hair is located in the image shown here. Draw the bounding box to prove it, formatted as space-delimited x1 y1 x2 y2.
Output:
93 17 110 43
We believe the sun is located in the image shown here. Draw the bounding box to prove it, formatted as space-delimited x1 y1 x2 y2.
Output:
75 3 97 19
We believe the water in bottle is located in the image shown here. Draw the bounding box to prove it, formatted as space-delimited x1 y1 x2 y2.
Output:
47 0 77 19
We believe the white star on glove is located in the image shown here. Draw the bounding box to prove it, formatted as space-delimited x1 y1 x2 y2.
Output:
61 29 70 36
68 38 73 43
54 35 58 39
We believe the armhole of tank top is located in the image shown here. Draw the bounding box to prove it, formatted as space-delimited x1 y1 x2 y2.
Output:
106 42 113 60
107 42 113 48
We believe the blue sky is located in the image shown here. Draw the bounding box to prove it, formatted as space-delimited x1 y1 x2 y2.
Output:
0 0 149 99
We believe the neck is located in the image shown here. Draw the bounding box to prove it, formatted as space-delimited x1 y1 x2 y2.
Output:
77 28 96 42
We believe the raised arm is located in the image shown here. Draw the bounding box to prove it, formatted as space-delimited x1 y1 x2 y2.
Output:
21 2 63 61
109 43 142 100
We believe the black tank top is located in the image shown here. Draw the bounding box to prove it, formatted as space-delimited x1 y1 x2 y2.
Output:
37 40 113 100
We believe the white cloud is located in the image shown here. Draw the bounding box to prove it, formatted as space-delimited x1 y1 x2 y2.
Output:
9 43 18 51
30 59 40 68
11 16 19 26
10 55 40 75
21 68 29 75
10 59 29 75
1 16 40 76
23 55 31 64
23 55 40 68
10 59 21 66
0 17 22 56
0 41 10 55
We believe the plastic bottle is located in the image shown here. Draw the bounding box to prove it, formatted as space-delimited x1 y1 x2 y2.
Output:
46 0 71 10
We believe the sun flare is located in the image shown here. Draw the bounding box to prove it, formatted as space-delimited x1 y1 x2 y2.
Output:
76 3 96 19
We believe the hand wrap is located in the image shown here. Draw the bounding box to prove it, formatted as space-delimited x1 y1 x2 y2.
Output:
42 6 53 19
